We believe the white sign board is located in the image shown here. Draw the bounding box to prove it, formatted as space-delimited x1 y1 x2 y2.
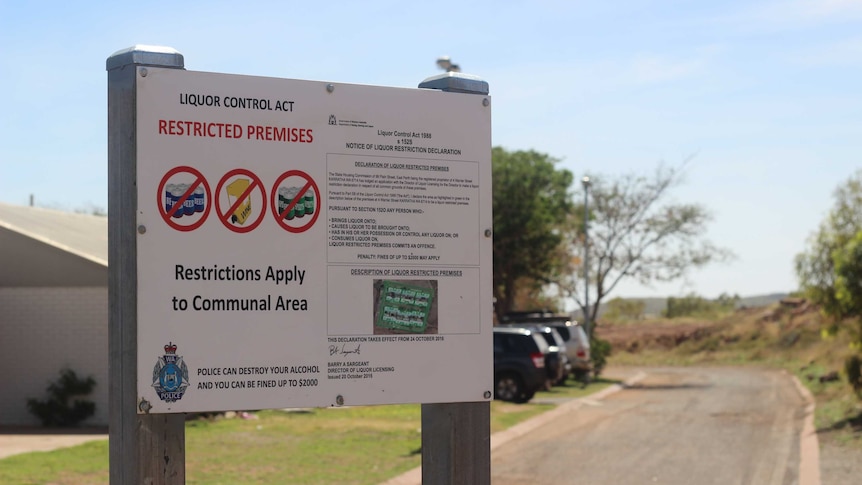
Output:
136 68 492 413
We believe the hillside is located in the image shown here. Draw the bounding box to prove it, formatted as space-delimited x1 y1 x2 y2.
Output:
571 293 789 320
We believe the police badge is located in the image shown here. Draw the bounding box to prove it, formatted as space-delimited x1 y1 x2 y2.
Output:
152 342 190 403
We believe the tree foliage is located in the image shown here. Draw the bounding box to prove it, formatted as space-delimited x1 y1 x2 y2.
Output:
27 368 96 427
834 231 862 318
552 163 729 336
604 297 646 321
663 292 739 319
796 170 862 319
492 147 573 321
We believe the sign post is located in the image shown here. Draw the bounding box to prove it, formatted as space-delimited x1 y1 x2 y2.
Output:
107 45 187 484
418 72 491 485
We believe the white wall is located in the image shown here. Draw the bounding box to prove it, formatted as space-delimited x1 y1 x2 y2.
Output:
0 287 108 427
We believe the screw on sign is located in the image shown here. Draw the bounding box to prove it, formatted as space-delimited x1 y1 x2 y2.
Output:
157 166 212 232
215 168 267 233
270 170 320 233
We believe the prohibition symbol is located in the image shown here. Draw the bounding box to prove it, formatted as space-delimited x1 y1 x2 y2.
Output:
215 169 267 233
270 170 320 233
157 166 212 232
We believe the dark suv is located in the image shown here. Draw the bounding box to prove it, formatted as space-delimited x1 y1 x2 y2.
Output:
493 327 549 403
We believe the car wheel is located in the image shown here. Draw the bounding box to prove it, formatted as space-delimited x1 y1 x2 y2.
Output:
495 373 524 402
517 390 535 404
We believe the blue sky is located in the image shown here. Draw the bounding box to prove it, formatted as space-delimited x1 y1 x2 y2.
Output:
1 0 861 299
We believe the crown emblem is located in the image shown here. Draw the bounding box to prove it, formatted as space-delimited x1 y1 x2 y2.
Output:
164 342 178 354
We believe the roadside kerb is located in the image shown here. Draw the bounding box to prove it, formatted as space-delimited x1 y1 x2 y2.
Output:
789 371 821 485
380 371 648 485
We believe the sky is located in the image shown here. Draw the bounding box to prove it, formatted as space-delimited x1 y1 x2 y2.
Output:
1 0 861 300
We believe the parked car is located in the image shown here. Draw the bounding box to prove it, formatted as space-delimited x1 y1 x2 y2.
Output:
500 323 570 386
493 327 549 403
503 311 592 383
545 320 591 383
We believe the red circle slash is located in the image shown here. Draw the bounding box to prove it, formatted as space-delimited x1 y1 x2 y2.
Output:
215 169 267 234
157 166 212 232
270 170 321 234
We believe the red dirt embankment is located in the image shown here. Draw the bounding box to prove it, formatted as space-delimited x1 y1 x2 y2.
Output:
598 320 720 352
596 300 820 354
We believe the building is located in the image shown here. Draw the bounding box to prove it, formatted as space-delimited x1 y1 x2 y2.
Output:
0 202 108 426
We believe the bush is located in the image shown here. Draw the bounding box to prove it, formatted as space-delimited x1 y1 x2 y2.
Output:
846 354 862 397
604 298 646 321
591 336 611 378
663 293 738 319
27 368 96 427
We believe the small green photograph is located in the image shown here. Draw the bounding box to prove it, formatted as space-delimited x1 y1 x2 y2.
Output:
373 279 438 334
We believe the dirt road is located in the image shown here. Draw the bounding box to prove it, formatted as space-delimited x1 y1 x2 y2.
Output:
492 367 806 485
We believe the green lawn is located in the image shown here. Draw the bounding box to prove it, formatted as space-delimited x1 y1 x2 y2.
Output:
0 379 613 485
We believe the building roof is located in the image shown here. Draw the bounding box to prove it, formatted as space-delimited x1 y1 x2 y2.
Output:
0 203 107 287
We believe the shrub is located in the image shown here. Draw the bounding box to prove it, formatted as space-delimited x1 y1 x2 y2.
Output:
663 292 738 319
591 336 611 377
27 368 96 427
604 298 646 321
846 354 862 397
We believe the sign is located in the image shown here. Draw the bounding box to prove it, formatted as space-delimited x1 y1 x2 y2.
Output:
136 68 491 413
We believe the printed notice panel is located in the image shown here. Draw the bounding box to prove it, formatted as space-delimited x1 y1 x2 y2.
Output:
136 68 492 413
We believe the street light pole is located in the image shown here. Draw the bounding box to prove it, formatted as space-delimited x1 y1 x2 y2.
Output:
582 176 591 337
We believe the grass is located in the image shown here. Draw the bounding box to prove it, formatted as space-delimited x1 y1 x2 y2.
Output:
0 378 613 484
0 440 109 485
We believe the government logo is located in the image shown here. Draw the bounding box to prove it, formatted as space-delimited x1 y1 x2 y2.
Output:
152 342 189 403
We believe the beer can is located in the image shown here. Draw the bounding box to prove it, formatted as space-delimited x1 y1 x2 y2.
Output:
182 184 195 216
170 185 184 218
194 185 205 213
304 188 315 214
285 187 296 220
165 184 176 214
275 187 287 217
292 187 305 218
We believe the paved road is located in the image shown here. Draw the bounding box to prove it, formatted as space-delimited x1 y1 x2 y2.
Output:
492 367 806 485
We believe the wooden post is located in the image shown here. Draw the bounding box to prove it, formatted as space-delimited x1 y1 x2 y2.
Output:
107 45 186 484
418 72 492 485
421 402 491 485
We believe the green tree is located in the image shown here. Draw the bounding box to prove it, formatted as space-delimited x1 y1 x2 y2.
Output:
715 292 741 311
551 163 729 336
663 292 737 318
796 170 862 319
604 297 646 321
834 231 862 317
797 171 862 400
492 147 573 322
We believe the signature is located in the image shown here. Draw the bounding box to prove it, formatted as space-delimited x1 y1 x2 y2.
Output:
329 343 361 357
